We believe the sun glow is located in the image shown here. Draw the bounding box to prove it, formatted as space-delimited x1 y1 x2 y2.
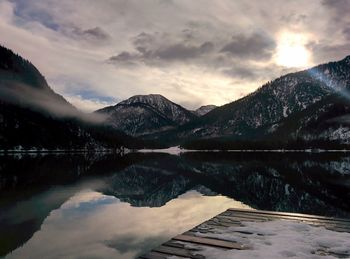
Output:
275 32 311 68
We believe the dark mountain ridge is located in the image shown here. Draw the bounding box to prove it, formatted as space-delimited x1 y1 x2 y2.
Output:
0 45 139 150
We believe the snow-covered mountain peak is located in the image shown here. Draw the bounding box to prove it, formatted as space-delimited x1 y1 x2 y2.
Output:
97 94 196 136
117 93 196 124
119 94 169 106
194 105 217 116
343 55 350 65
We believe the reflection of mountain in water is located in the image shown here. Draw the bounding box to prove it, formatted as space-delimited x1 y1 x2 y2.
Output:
0 153 132 257
104 165 192 207
1 152 350 257
0 186 75 257
185 153 350 217
101 153 350 217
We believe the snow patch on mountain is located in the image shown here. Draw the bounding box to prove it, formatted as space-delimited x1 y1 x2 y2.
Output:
97 94 196 136
119 94 196 125
194 105 218 116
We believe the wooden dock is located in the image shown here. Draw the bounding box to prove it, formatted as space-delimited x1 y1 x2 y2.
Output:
139 208 350 259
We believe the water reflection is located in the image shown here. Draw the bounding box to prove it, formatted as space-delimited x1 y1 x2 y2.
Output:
1 152 350 258
6 190 246 259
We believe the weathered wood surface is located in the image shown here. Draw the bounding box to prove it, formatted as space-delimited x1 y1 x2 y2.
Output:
139 208 350 259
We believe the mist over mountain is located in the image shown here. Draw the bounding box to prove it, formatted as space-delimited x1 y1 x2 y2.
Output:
0 45 138 150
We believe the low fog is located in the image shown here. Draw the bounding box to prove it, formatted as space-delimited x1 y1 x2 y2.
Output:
0 82 108 124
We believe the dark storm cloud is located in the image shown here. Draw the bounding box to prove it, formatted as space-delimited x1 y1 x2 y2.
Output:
343 27 350 40
130 31 214 60
110 51 138 62
220 32 276 60
110 30 275 70
321 0 350 33
108 29 279 85
132 32 156 47
81 27 110 41
67 26 111 43
108 51 141 66
313 0 350 63
308 42 350 63
154 41 214 60
109 39 214 65
322 0 350 18
182 28 196 41
222 66 259 80
221 62 290 82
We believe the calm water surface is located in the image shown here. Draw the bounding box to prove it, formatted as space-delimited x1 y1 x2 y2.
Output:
1 152 350 258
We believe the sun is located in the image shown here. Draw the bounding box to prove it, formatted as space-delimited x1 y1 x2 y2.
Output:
275 32 311 68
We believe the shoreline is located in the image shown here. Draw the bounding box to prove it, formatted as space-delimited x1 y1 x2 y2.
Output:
2 146 350 155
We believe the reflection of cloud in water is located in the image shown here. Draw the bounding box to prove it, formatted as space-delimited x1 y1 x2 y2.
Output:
7 190 250 259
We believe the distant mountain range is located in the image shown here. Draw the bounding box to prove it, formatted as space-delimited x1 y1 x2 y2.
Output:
1 44 350 150
96 95 217 137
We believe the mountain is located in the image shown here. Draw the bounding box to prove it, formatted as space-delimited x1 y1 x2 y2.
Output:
96 94 197 136
0 45 74 111
3 43 350 149
264 93 350 145
0 45 137 150
194 105 217 116
152 55 350 147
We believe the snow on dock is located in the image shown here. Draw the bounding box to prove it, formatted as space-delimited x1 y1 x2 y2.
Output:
139 208 350 259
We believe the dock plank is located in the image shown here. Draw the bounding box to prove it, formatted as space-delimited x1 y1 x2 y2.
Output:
152 245 205 259
223 210 350 226
217 214 350 229
227 208 350 223
139 251 169 259
139 208 350 258
219 211 350 232
173 234 245 250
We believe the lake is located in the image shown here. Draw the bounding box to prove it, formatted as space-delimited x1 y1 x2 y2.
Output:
1 152 350 258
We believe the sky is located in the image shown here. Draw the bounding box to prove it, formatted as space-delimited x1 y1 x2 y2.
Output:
1 0 350 112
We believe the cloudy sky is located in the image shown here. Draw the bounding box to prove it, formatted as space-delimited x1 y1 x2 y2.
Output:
1 0 350 111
